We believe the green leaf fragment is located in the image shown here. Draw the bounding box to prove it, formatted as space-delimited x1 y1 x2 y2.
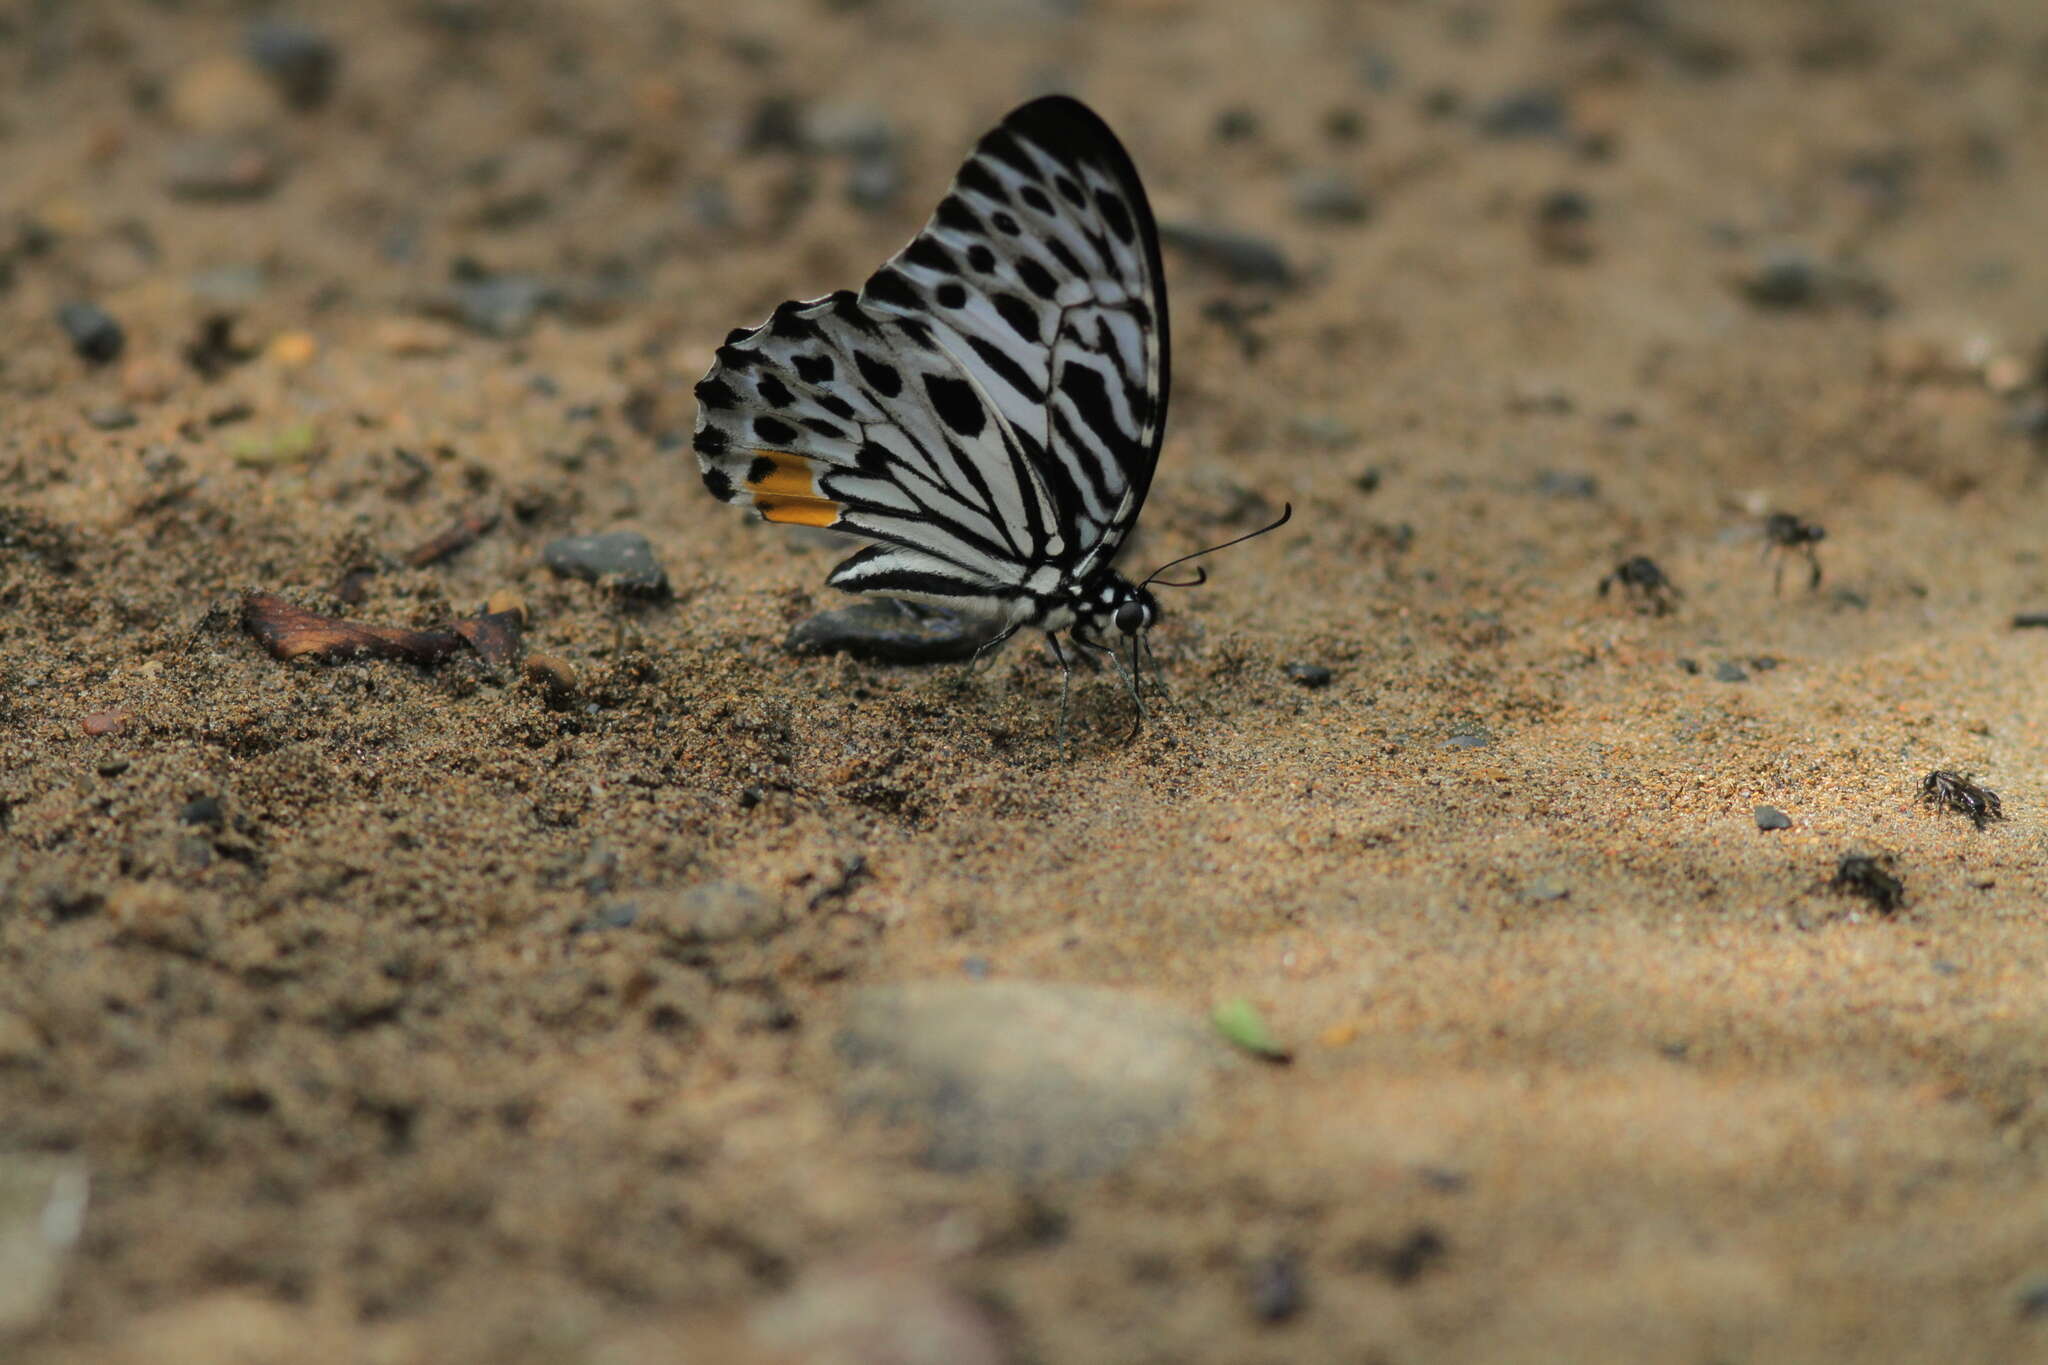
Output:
1212 997 1291 1063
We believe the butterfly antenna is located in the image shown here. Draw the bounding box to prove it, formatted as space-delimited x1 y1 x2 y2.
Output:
1141 503 1294 588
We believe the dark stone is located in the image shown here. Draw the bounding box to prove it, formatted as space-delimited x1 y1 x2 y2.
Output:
1713 660 1748 683
1477 88 1567 138
1742 251 1819 307
1290 172 1372 224
178 795 225 828
542 531 670 597
246 20 339 110
783 599 1000 665
1755 806 1792 831
1248 1252 1305 1324
1283 662 1334 689
55 302 124 365
1158 222 1296 287
452 270 556 338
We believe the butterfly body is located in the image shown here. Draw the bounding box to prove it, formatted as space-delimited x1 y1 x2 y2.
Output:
694 95 1178 734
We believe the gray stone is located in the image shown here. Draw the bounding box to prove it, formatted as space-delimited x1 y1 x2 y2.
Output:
648 881 785 945
784 599 999 664
1158 222 1296 287
1755 806 1792 831
836 981 1226 1178
1714 660 1748 683
542 531 669 597
0 1155 88 1336
1290 171 1372 224
55 302 123 365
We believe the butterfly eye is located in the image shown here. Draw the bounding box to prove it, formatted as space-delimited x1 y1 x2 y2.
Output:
1114 601 1147 635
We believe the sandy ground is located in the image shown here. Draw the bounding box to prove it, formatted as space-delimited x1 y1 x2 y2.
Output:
5 0 2048 1360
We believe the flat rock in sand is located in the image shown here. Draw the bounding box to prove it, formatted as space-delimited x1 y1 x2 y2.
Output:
835 981 1226 1179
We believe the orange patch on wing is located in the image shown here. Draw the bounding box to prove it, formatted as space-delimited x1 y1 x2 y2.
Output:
747 450 819 498
746 449 841 527
756 495 840 528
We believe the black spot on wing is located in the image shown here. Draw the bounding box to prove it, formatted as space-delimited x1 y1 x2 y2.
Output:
1044 236 1085 278
829 290 878 332
702 465 734 499
992 211 1020 235
904 236 955 274
864 267 920 310
923 374 986 438
856 440 891 474
1058 360 1125 453
801 418 848 441
754 415 799 445
694 425 729 456
967 244 996 273
855 352 903 398
1096 189 1135 244
979 128 1040 181
1127 297 1152 329
816 392 856 420
992 293 1042 344
936 194 983 234
965 334 1044 404
770 303 816 339
695 378 739 410
716 345 761 372
956 159 1010 205
1020 184 1053 214
747 455 776 484
724 327 755 346
756 374 794 407
935 282 968 309
1055 174 1086 207
792 353 835 384
1015 256 1058 300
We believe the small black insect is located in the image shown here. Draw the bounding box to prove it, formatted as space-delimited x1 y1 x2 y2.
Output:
1598 555 1682 615
1921 770 2004 830
1829 852 1904 914
1762 513 1825 594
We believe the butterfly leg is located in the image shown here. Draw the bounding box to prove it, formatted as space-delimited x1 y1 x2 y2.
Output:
966 622 1022 676
1045 631 1076 753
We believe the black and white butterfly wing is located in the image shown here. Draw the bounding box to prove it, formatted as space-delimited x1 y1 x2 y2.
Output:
692 95 1169 617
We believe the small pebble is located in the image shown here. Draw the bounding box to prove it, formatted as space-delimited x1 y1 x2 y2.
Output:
81 707 132 737
1533 188 1594 261
1522 877 1569 903
178 795 225 828
1534 469 1598 499
164 135 283 200
649 881 787 946
1477 88 1566 138
1290 171 1372 224
96 758 131 778
1755 806 1792 831
245 20 340 111
1713 661 1748 683
1283 662 1334 689
542 531 670 597
56 302 125 365
1247 1252 1305 1324
1741 250 1820 308
523 653 579 708
2013 612 2048 630
1212 107 1260 142
452 269 555 338
83 404 137 430
1157 222 1295 287
846 151 905 212
572 902 640 934
2016 1278 2048 1321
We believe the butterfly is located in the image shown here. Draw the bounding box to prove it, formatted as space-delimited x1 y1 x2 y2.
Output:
693 95 1287 739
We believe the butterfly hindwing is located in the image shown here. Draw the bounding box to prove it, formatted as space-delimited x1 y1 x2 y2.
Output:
693 95 1169 610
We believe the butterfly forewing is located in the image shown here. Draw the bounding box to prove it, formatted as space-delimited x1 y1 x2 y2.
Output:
693 95 1169 615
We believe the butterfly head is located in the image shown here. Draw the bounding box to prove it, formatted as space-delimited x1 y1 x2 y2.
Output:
1076 571 1159 641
